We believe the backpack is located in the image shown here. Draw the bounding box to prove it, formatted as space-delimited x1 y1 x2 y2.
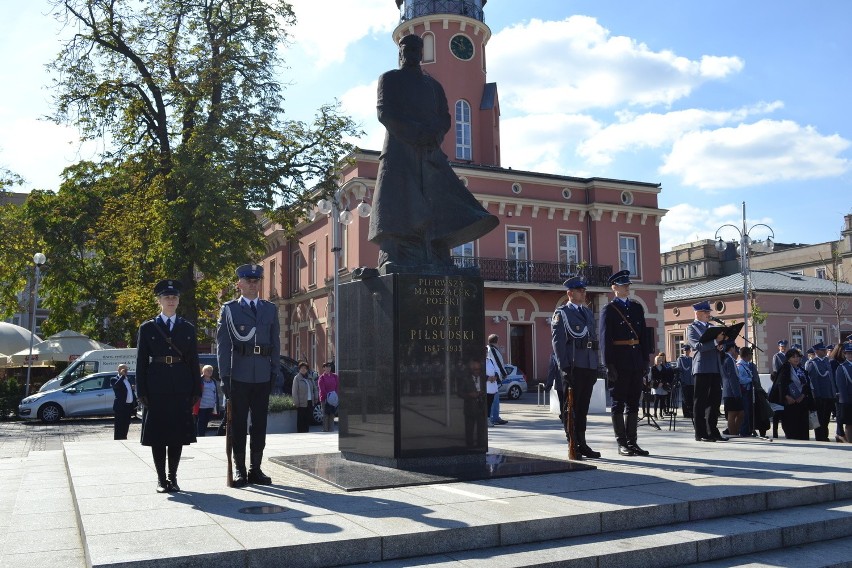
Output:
326 390 339 407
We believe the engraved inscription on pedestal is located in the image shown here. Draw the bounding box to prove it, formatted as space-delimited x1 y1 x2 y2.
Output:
338 273 486 463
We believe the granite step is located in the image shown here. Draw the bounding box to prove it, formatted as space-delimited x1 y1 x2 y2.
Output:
0 449 85 568
684 535 852 567
343 498 852 568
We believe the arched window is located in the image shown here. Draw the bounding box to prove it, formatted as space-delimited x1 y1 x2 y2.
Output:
455 100 472 160
422 32 435 63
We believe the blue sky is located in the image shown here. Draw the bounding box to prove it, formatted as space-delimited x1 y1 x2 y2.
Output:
1 0 850 252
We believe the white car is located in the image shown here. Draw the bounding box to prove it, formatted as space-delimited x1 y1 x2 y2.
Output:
19 372 134 423
498 365 528 399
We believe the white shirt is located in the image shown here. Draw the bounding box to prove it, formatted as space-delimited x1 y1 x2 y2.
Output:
159 314 174 330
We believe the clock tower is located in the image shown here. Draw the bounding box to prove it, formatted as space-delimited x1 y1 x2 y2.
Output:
393 0 501 167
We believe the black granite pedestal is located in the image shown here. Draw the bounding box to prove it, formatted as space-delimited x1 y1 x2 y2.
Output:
270 272 596 491
336 273 488 466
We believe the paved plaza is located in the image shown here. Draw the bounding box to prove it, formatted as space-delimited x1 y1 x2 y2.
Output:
2 397 852 567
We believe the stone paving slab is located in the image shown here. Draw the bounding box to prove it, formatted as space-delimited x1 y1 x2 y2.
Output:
4 402 852 567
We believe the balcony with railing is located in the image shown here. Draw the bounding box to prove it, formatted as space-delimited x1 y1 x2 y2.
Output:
399 0 485 22
451 257 613 287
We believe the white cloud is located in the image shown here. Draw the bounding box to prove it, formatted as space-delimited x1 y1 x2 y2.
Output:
660 119 851 189
339 80 385 150
0 116 102 191
659 202 774 252
577 101 783 165
488 16 744 114
287 1 398 68
500 113 600 174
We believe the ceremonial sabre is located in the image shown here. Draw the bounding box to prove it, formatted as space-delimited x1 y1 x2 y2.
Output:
225 397 233 487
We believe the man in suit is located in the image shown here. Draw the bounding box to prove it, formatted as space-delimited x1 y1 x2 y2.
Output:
217 264 281 487
552 276 601 459
687 300 728 442
676 345 694 418
599 270 650 457
112 363 136 440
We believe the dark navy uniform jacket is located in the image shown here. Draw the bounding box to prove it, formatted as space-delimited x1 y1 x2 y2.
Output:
136 317 201 399
599 298 648 372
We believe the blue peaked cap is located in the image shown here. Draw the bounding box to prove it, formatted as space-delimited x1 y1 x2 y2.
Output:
236 264 263 279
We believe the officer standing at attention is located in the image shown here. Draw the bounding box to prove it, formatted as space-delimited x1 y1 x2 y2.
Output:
136 280 201 493
676 345 695 418
687 300 728 442
217 264 281 487
551 276 601 459
599 270 650 456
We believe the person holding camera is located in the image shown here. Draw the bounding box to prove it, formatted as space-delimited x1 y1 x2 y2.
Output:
551 276 601 459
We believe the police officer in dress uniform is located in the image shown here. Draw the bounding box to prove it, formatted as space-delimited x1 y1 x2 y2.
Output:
805 342 835 441
599 270 651 456
552 276 601 459
686 300 728 442
676 345 695 418
136 279 201 493
217 264 281 487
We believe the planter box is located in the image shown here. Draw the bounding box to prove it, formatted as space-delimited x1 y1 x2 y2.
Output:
266 409 297 433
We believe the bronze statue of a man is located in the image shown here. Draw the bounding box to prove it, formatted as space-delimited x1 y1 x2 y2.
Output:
368 34 498 272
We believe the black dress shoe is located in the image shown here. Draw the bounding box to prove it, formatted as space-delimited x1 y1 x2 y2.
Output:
248 468 272 485
578 445 601 459
232 470 248 488
618 445 635 456
627 443 650 456
167 477 180 492
695 437 715 442
156 478 169 493
712 434 729 442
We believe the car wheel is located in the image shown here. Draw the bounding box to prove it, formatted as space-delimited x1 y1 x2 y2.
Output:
312 402 324 425
38 402 63 424
508 385 522 400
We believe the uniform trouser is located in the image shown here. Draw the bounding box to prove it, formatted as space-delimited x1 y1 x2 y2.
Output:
113 402 134 440
565 368 597 445
693 372 722 438
231 380 271 457
814 397 834 441
681 385 695 418
610 367 643 444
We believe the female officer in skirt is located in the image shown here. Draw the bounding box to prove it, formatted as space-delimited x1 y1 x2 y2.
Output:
136 279 201 493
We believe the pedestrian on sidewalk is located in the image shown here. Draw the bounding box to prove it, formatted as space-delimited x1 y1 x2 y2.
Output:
111 364 136 440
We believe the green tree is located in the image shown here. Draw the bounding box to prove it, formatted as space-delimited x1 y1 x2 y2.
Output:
0 170 42 321
48 0 360 326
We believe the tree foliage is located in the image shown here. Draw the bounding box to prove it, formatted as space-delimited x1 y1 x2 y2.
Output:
0 170 41 322
43 0 361 334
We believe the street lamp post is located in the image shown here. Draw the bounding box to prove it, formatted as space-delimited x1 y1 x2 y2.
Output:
315 182 371 367
714 202 774 346
24 252 47 397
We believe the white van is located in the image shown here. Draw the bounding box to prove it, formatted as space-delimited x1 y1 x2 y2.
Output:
38 348 137 393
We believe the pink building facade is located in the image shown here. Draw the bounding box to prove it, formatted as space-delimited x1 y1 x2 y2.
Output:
260 1 667 380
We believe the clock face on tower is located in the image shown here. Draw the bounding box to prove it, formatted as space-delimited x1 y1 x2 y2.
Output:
450 34 474 61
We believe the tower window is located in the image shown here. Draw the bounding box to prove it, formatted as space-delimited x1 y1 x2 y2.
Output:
455 100 472 160
422 32 435 63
